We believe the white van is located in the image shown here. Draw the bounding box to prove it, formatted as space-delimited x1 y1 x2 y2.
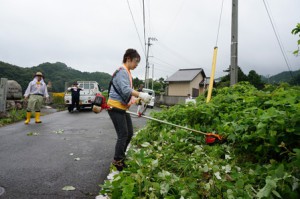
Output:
142 88 155 109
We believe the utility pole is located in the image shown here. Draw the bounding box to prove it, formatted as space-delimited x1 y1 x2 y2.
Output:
230 0 238 86
151 64 154 90
145 37 157 88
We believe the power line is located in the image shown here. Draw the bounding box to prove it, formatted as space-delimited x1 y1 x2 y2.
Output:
263 0 293 78
161 0 187 40
147 0 152 37
150 62 174 73
156 40 199 68
215 0 225 47
152 57 182 70
142 0 147 54
126 0 146 57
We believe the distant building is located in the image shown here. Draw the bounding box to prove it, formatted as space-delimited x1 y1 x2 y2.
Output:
200 76 220 92
165 68 206 97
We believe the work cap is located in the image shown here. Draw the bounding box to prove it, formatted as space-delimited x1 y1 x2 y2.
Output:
35 72 43 77
73 82 78 85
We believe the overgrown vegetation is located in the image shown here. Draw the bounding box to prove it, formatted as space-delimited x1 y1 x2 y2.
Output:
217 67 264 89
291 23 300 56
100 82 300 198
0 108 26 127
51 92 66 111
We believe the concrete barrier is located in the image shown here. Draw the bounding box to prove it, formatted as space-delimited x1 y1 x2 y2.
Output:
0 78 8 116
155 95 187 106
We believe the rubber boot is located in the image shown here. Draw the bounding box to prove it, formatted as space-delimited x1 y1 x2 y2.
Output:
24 112 31 124
112 159 125 171
35 112 42 123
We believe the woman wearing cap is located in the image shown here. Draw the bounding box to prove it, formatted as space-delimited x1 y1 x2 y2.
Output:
24 72 49 124
107 48 152 171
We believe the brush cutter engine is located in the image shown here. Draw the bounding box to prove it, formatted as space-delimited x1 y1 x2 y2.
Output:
205 133 223 144
92 93 109 113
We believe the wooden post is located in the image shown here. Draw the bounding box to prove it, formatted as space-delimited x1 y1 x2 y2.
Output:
0 78 8 114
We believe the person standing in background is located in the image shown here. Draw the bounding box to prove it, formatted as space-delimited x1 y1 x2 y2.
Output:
136 84 144 114
67 82 82 112
107 49 151 171
24 72 49 124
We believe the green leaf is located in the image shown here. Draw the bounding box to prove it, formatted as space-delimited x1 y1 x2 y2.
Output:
235 179 244 189
160 182 170 195
214 172 222 180
292 176 299 191
141 142 151 147
274 164 284 178
270 130 277 136
227 189 235 199
257 176 277 198
27 132 39 136
272 190 282 198
255 145 262 152
121 183 135 199
62 186 76 191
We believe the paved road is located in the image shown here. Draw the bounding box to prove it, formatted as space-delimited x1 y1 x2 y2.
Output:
0 106 151 199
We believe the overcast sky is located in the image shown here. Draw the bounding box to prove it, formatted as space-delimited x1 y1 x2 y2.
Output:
0 0 299 80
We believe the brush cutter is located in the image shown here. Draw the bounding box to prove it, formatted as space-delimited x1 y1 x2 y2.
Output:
127 111 223 145
92 93 223 144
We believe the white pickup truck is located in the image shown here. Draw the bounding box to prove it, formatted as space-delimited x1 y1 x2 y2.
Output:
64 81 101 110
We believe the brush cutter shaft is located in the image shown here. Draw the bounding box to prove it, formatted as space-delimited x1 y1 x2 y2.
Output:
127 111 207 136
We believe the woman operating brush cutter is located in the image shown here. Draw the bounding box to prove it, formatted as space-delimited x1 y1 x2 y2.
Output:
107 49 152 171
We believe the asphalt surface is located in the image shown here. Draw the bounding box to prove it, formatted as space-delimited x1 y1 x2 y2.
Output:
0 105 151 199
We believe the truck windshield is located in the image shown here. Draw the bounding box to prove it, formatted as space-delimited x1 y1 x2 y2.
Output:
80 83 94 89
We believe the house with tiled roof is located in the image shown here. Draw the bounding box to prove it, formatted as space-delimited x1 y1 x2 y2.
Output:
165 68 206 97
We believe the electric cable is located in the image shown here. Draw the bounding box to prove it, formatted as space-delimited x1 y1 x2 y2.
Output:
149 48 181 70
263 0 293 78
152 57 182 70
161 0 186 40
151 61 176 72
126 0 146 57
215 0 225 47
147 0 152 37
156 40 199 68
142 0 147 54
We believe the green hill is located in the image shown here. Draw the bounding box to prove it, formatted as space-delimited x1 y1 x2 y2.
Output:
0 61 111 92
262 69 300 84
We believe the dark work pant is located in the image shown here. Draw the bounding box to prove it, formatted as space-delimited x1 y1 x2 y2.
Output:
69 97 80 111
108 109 133 160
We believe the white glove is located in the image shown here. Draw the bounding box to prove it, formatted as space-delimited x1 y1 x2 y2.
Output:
139 92 152 103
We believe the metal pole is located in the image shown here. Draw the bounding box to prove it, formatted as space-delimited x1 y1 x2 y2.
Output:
151 64 154 90
145 38 151 89
230 0 238 86
127 111 207 135
145 37 157 89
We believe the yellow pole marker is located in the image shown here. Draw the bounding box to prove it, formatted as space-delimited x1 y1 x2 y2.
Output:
206 47 218 103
